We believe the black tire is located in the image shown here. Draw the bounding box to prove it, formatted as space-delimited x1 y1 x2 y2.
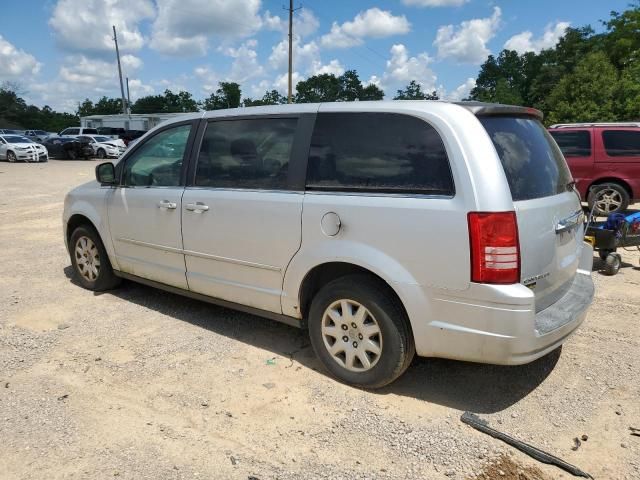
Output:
7 151 16 163
69 225 120 291
588 183 630 216
97 148 106 159
67 149 77 160
604 253 621 276
308 274 415 389
599 249 613 261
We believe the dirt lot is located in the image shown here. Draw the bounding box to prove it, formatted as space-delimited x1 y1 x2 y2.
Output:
0 159 639 480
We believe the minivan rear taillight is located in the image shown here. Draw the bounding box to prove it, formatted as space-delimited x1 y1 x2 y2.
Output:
468 212 520 284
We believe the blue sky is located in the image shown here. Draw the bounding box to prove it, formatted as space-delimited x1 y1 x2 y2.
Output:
0 0 628 112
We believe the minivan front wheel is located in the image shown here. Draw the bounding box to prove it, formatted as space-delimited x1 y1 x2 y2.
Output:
69 225 120 291
308 275 414 389
588 183 629 216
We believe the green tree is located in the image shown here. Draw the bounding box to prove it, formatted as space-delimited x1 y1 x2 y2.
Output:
361 83 385 101
295 71 385 103
295 74 341 103
393 80 438 100
201 82 242 110
547 51 620 124
603 3 640 69
76 98 95 117
132 90 199 113
243 89 286 107
94 96 123 115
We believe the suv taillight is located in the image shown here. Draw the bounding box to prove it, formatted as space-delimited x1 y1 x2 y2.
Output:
468 212 520 284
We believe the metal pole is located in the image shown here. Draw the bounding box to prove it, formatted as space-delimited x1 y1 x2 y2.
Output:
126 77 131 114
113 25 127 115
287 0 293 104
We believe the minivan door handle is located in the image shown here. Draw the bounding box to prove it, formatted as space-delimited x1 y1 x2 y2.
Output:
158 200 177 210
185 202 210 213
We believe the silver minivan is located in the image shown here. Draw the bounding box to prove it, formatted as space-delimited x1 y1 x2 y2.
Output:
63 101 594 388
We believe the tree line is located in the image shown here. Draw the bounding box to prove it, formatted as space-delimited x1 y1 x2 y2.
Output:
77 72 438 116
469 3 640 124
1 4 638 131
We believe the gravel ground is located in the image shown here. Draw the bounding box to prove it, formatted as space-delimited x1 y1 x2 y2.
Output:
0 160 639 480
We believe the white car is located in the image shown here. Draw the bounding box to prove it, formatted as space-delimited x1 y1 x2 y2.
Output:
77 135 126 159
0 134 48 162
63 101 594 388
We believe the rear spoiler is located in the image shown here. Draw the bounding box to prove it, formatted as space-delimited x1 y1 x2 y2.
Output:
453 102 544 121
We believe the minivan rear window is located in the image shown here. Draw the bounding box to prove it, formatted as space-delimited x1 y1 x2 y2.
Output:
480 117 573 201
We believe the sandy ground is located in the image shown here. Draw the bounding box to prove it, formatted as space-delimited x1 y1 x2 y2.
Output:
0 159 639 480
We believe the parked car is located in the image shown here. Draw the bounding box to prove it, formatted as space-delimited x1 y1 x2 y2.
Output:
77 135 126 159
43 136 93 160
96 127 126 139
0 129 22 135
121 129 147 146
548 122 640 215
59 127 99 137
23 129 54 143
0 134 48 162
63 101 594 388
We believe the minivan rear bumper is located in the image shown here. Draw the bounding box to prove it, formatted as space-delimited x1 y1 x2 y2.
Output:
406 243 594 365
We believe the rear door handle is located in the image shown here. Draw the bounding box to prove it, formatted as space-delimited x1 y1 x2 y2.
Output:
158 200 177 210
185 202 209 213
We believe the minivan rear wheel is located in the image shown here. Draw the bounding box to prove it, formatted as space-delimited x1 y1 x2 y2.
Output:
308 275 414 389
69 225 120 291
588 183 629 216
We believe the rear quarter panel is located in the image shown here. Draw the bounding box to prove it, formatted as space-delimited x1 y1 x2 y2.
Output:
281 103 515 319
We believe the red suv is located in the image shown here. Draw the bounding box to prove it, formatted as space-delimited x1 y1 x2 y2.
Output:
548 123 640 215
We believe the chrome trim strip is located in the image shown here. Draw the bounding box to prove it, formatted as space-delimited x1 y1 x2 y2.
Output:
117 237 281 272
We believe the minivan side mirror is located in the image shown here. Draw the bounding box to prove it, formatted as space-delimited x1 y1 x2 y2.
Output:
96 162 117 185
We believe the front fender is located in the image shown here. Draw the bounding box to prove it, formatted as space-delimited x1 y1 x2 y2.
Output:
63 186 118 270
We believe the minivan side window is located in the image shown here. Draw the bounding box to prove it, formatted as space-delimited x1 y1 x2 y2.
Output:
603 130 640 157
306 113 454 195
123 124 192 187
549 130 591 157
194 118 297 190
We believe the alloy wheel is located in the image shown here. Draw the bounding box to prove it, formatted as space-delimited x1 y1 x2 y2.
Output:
321 299 383 372
74 236 101 282
595 188 623 214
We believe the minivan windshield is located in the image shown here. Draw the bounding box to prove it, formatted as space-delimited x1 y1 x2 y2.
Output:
480 116 572 201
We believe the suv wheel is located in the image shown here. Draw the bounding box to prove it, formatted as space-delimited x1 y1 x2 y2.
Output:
308 275 414 389
588 183 629 216
69 225 120 291
97 148 106 159
7 151 16 162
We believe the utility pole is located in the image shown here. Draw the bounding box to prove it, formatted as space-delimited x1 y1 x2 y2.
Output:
286 1 301 104
126 77 131 114
112 25 127 115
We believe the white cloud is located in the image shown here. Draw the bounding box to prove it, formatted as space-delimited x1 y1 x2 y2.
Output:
26 55 150 112
150 0 262 56
261 8 319 37
121 54 143 71
269 39 320 72
433 7 501 64
222 40 265 83
0 35 41 79
446 77 475 100
127 78 154 98
311 59 345 76
403 0 468 6
321 8 411 49
381 44 437 92
49 0 154 53
504 21 570 54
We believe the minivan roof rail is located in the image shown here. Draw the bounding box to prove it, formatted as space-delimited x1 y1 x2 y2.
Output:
549 122 640 128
